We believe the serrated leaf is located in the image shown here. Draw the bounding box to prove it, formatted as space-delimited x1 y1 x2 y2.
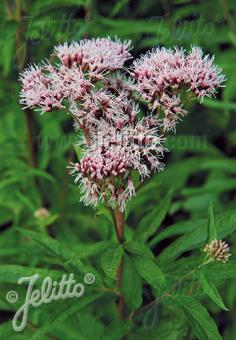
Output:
121 255 142 310
135 190 172 243
100 244 123 279
176 296 222 340
73 241 113 259
200 273 228 311
131 255 165 289
124 241 154 258
17 229 86 273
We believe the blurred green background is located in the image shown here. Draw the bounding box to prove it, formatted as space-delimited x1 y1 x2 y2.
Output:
0 0 236 338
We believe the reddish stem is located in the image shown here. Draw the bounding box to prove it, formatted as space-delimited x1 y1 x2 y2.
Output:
114 208 126 319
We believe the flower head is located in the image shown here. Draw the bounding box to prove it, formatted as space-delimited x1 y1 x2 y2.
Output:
34 207 50 219
185 47 225 98
69 115 165 211
69 148 132 210
19 63 92 112
133 46 225 131
204 239 231 263
19 64 63 112
19 39 225 211
54 37 132 73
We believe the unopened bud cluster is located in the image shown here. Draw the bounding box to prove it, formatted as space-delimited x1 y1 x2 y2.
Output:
204 239 231 263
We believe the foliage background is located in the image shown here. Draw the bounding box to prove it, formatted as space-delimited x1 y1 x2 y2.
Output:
0 0 236 339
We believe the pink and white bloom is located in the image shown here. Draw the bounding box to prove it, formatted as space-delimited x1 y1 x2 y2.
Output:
133 46 225 130
19 38 225 211
54 37 132 73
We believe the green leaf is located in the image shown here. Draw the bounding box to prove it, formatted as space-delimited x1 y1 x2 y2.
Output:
17 229 86 273
0 265 63 284
31 0 87 15
129 318 188 340
158 210 236 266
27 168 56 183
0 21 17 77
135 189 172 243
208 261 236 280
200 158 236 174
73 241 113 259
203 98 236 111
0 321 18 339
184 312 208 340
131 255 165 289
100 244 123 279
121 255 142 310
124 241 154 258
200 273 228 311
176 296 222 340
31 293 102 340
36 214 59 229
181 178 236 197
148 220 203 248
102 319 132 340
207 202 217 243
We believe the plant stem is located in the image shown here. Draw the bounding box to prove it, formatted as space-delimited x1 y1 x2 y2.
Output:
114 208 126 319
114 208 124 243
14 0 36 167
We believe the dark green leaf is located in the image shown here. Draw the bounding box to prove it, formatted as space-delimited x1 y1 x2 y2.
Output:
176 296 222 340
100 244 123 279
124 241 154 258
121 254 142 310
102 319 132 340
135 190 172 243
200 273 228 311
131 255 165 289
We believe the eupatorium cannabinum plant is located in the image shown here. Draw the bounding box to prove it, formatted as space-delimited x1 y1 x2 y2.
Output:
20 37 230 336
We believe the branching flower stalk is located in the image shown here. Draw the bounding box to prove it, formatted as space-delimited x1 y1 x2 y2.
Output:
19 37 225 319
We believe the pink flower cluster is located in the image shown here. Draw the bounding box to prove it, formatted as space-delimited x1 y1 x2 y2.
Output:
20 65 63 112
19 38 225 211
55 37 132 72
133 46 225 130
20 64 91 112
75 151 130 181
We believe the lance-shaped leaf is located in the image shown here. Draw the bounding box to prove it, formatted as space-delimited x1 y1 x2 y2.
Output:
200 273 228 311
135 189 172 243
176 296 222 340
102 319 133 340
17 229 90 274
131 255 165 289
100 244 124 279
121 254 143 310
124 240 154 259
